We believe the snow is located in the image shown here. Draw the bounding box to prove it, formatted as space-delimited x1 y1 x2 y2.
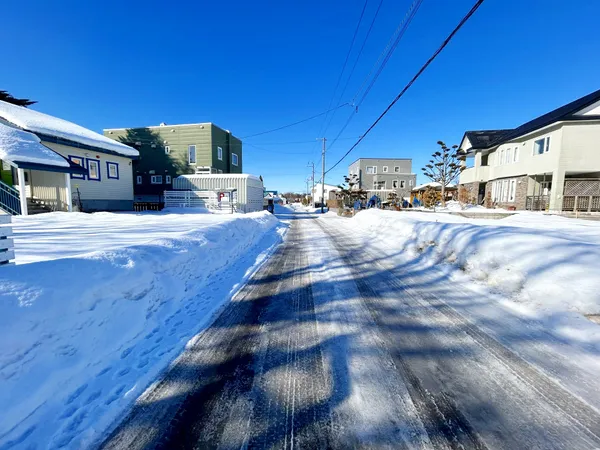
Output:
0 101 138 158
411 181 456 191
0 122 69 168
341 209 600 322
0 210 284 448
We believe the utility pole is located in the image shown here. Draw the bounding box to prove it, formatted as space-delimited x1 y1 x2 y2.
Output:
320 137 327 214
307 162 315 207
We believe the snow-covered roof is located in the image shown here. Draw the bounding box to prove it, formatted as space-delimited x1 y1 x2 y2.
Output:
412 181 457 191
179 173 262 182
0 122 70 168
0 101 139 158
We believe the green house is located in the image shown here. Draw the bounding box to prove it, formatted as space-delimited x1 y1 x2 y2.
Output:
103 123 242 202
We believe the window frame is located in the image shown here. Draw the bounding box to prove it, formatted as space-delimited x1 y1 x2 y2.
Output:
513 146 519 163
394 166 400 173
136 175 142 185
366 166 377 174
400 180 406 189
499 149 504 166
392 180 398 188
509 179 516 202
165 175 172 184
106 161 119 180
533 137 550 155
165 145 170 155
86 158 101 181
382 166 388 173
217 146 223 161
188 145 197 164
506 148 512 164
232 153 239 166
150 175 163 184
68 155 86 179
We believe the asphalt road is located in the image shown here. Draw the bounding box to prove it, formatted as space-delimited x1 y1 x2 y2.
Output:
100 209 600 449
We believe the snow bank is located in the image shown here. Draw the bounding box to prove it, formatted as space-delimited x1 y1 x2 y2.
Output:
0 100 138 157
349 209 600 316
0 122 69 168
0 211 283 448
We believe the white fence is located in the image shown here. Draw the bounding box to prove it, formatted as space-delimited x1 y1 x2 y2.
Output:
0 214 15 264
164 190 238 214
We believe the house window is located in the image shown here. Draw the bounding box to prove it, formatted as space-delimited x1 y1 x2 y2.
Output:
166 175 172 184
534 137 550 155
506 148 512 164
394 166 400 173
68 155 85 179
106 162 119 179
374 181 385 190
481 153 489 166
513 146 519 162
393 180 398 188
499 149 504 165
409 179 413 187
87 159 100 181
366 166 377 174
400 180 406 188
188 145 196 164
509 179 516 202
382 166 388 173
217 146 223 161
165 146 170 155
151 175 163 184
232 153 239 166
136 175 142 185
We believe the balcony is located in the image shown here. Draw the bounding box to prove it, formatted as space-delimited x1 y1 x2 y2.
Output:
459 166 489 184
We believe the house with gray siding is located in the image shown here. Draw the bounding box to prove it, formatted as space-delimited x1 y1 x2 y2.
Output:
459 88 600 212
348 158 416 200
104 123 242 202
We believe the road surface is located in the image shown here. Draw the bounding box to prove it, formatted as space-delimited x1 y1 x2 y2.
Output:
100 208 600 449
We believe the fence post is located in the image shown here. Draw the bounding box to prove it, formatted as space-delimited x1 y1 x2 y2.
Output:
0 214 15 265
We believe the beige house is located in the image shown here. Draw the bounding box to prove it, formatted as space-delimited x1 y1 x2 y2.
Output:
0 100 138 215
459 89 600 212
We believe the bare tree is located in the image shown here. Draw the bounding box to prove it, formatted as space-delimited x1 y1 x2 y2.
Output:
421 141 465 206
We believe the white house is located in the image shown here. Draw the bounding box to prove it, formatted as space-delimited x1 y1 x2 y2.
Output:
0 100 138 215
459 89 600 212
311 183 339 204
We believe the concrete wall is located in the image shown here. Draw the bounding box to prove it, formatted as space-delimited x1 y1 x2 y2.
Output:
349 158 415 198
43 141 134 211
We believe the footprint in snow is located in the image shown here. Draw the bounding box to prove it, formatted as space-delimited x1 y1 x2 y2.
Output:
66 384 87 405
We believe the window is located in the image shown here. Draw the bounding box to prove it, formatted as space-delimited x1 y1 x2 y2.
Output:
382 166 388 173
409 179 413 187
506 148 512 164
499 149 504 166
392 180 398 188
166 175 172 184
151 175 163 184
87 159 100 181
232 153 239 166
217 146 223 161
68 155 85 179
513 146 519 162
106 162 119 179
533 137 550 155
400 180 406 188
165 146 170 155
394 166 400 173
509 179 516 202
481 153 489 166
188 145 196 164
374 181 385 190
366 166 377 174
136 175 142 185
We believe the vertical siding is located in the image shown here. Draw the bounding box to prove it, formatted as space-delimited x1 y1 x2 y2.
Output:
29 170 69 211
42 141 134 201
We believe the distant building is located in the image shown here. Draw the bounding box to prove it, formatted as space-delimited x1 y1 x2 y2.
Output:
311 183 339 204
348 158 416 200
104 123 242 202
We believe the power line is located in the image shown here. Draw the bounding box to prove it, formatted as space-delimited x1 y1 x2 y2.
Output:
241 103 349 139
327 0 423 154
354 0 424 107
326 0 486 175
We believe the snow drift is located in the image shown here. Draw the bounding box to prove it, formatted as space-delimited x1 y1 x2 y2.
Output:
349 209 600 316
0 211 282 449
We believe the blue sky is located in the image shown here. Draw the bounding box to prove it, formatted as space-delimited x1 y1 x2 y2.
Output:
2 0 599 193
